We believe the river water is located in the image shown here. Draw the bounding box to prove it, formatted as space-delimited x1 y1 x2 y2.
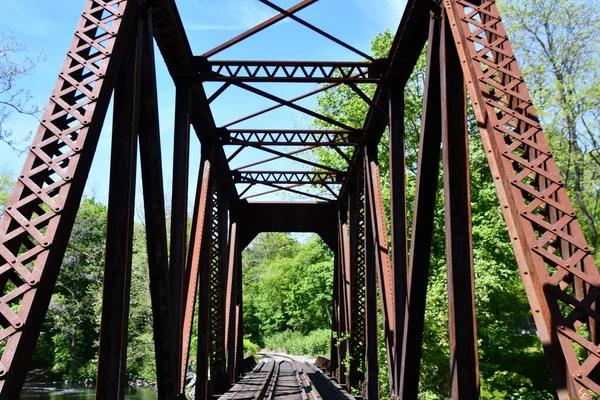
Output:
21 382 160 399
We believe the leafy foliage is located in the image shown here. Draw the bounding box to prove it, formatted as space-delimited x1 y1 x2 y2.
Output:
242 233 334 346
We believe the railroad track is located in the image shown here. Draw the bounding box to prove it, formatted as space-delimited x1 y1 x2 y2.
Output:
221 353 351 400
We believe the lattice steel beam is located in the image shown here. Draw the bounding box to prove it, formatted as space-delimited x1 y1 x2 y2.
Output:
445 0 600 398
348 180 366 388
233 171 345 184
196 59 385 83
222 129 360 146
0 1 133 397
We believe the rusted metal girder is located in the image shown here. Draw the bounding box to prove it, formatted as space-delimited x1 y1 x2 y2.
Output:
440 11 479 399
96 12 143 398
222 129 360 146
364 148 379 400
195 150 214 400
364 144 395 397
233 171 345 185
388 77 408 399
444 0 600 398
0 1 133 396
181 155 212 393
348 181 366 389
209 180 229 396
398 12 442 399
137 10 176 398
332 207 351 385
170 84 191 390
234 243 244 380
196 60 385 83
225 217 239 384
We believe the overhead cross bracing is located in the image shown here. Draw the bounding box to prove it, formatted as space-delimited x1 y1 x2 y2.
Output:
0 0 598 399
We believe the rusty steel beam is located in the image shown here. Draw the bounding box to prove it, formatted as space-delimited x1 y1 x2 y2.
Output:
195 153 214 399
209 181 230 395
364 144 395 396
338 212 350 385
348 180 366 388
202 0 317 58
233 171 345 185
225 219 238 384
388 78 407 398
170 84 191 391
234 243 244 380
181 157 212 393
197 60 383 83
137 10 176 398
330 234 341 379
440 11 479 399
0 1 134 396
238 201 338 249
398 13 442 399
445 0 600 397
364 153 379 400
241 182 335 202
223 129 360 146
96 17 142 398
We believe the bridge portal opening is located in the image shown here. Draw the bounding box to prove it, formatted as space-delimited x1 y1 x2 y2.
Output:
242 232 334 357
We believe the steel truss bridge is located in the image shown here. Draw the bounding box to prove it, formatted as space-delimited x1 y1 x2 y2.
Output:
0 0 598 399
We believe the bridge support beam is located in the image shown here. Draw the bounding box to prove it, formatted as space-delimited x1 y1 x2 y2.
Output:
96 12 142 399
170 83 191 391
138 10 177 398
398 12 442 400
440 11 480 400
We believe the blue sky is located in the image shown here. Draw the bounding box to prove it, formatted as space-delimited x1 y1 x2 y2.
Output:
0 0 405 207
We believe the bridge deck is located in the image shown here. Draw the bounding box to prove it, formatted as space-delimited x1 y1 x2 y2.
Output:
219 355 355 400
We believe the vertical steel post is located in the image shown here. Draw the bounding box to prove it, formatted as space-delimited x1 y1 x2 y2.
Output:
96 12 142 399
364 147 379 400
365 144 395 393
181 156 212 393
210 180 229 394
234 242 244 380
348 181 366 389
196 145 214 400
226 217 239 384
398 12 442 400
388 78 407 397
137 6 175 398
170 83 191 389
330 235 340 378
337 210 349 385
440 11 479 400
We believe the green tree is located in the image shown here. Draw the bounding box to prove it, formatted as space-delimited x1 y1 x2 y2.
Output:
242 233 334 345
497 0 600 254
0 31 46 148
46 198 107 378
